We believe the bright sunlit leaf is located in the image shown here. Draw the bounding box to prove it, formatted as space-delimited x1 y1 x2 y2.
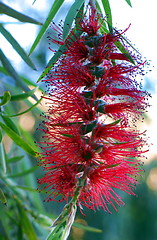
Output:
29 0 64 55
101 0 112 33
0 49 37 99
0 24 36 70
10 87 38 101
0 2 42 25
62 0 85 40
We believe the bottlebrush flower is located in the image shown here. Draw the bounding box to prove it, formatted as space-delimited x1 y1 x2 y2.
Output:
78 162 140 213
38 4 149 213
78 5 101 36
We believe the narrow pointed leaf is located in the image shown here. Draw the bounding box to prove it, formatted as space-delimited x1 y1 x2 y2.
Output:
73 222 102 233
0 49 37 98
0 2 42 25
119 33 140 54
100 21 109 34
37 26 82 82
7 155 24 163
114 40 135 64
6 166 39 178
17 202 38 240
3 97 42 117
0 121 37 157
1 115 20 135
95 0 107 29
125 0 132 7
37 44 66 82
29 0 64 55
107 118 122 126
101 0 112 33
0 188 7 205
12 185 39 192
0 142 7 174
63 0 85 40
62 133 75 138
12 185 48 193
0 24 36 70
0 130 2 142
0 91 11 106
10 87 38 101
75 2 84 29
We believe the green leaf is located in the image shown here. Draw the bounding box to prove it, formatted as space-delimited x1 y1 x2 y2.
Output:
0 24 36 70
0 121 37 157
3 97 42 117
75 2 84 28
46 202 77 240
10 87 38 101
95 0 107 30
0 2 42 25
105 163 120 168
7 155 24 163
0 91 11 106
0 48 22 83
12 185 39 192
37 26 82 82
73 222 102 233
17 201 38 240
107 118 122 126
62 133 75 138
0 49 37 98
125 0 132 7
3 98 43 117
26 208 54 227
12 185 48 194
99 21 109 34
62 0 85 40
37 44 66 82
101 0 112 33
0 130 2 142
29 0 64 55
0 188 7 205
114 40 135 64
1 115 20 135
81 120 97 135
0 142 7 174
6 166 39 178
119 32 140 54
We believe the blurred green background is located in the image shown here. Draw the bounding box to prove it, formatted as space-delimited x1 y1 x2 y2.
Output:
0 0 157 239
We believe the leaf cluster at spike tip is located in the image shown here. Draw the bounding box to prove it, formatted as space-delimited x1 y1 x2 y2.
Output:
37 5 150 213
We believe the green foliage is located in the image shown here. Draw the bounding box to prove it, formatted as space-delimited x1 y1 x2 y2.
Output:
125 0 132 7
0 2 42 24
29 0 65 55
62 0 85 40
101 0 113 33
0 24 36 70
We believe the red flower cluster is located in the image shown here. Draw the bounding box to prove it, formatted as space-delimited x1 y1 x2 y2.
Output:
38 5 149 213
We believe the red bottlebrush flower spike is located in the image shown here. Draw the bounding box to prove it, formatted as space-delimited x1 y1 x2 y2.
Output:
38 4 150 213
78 5 101 36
